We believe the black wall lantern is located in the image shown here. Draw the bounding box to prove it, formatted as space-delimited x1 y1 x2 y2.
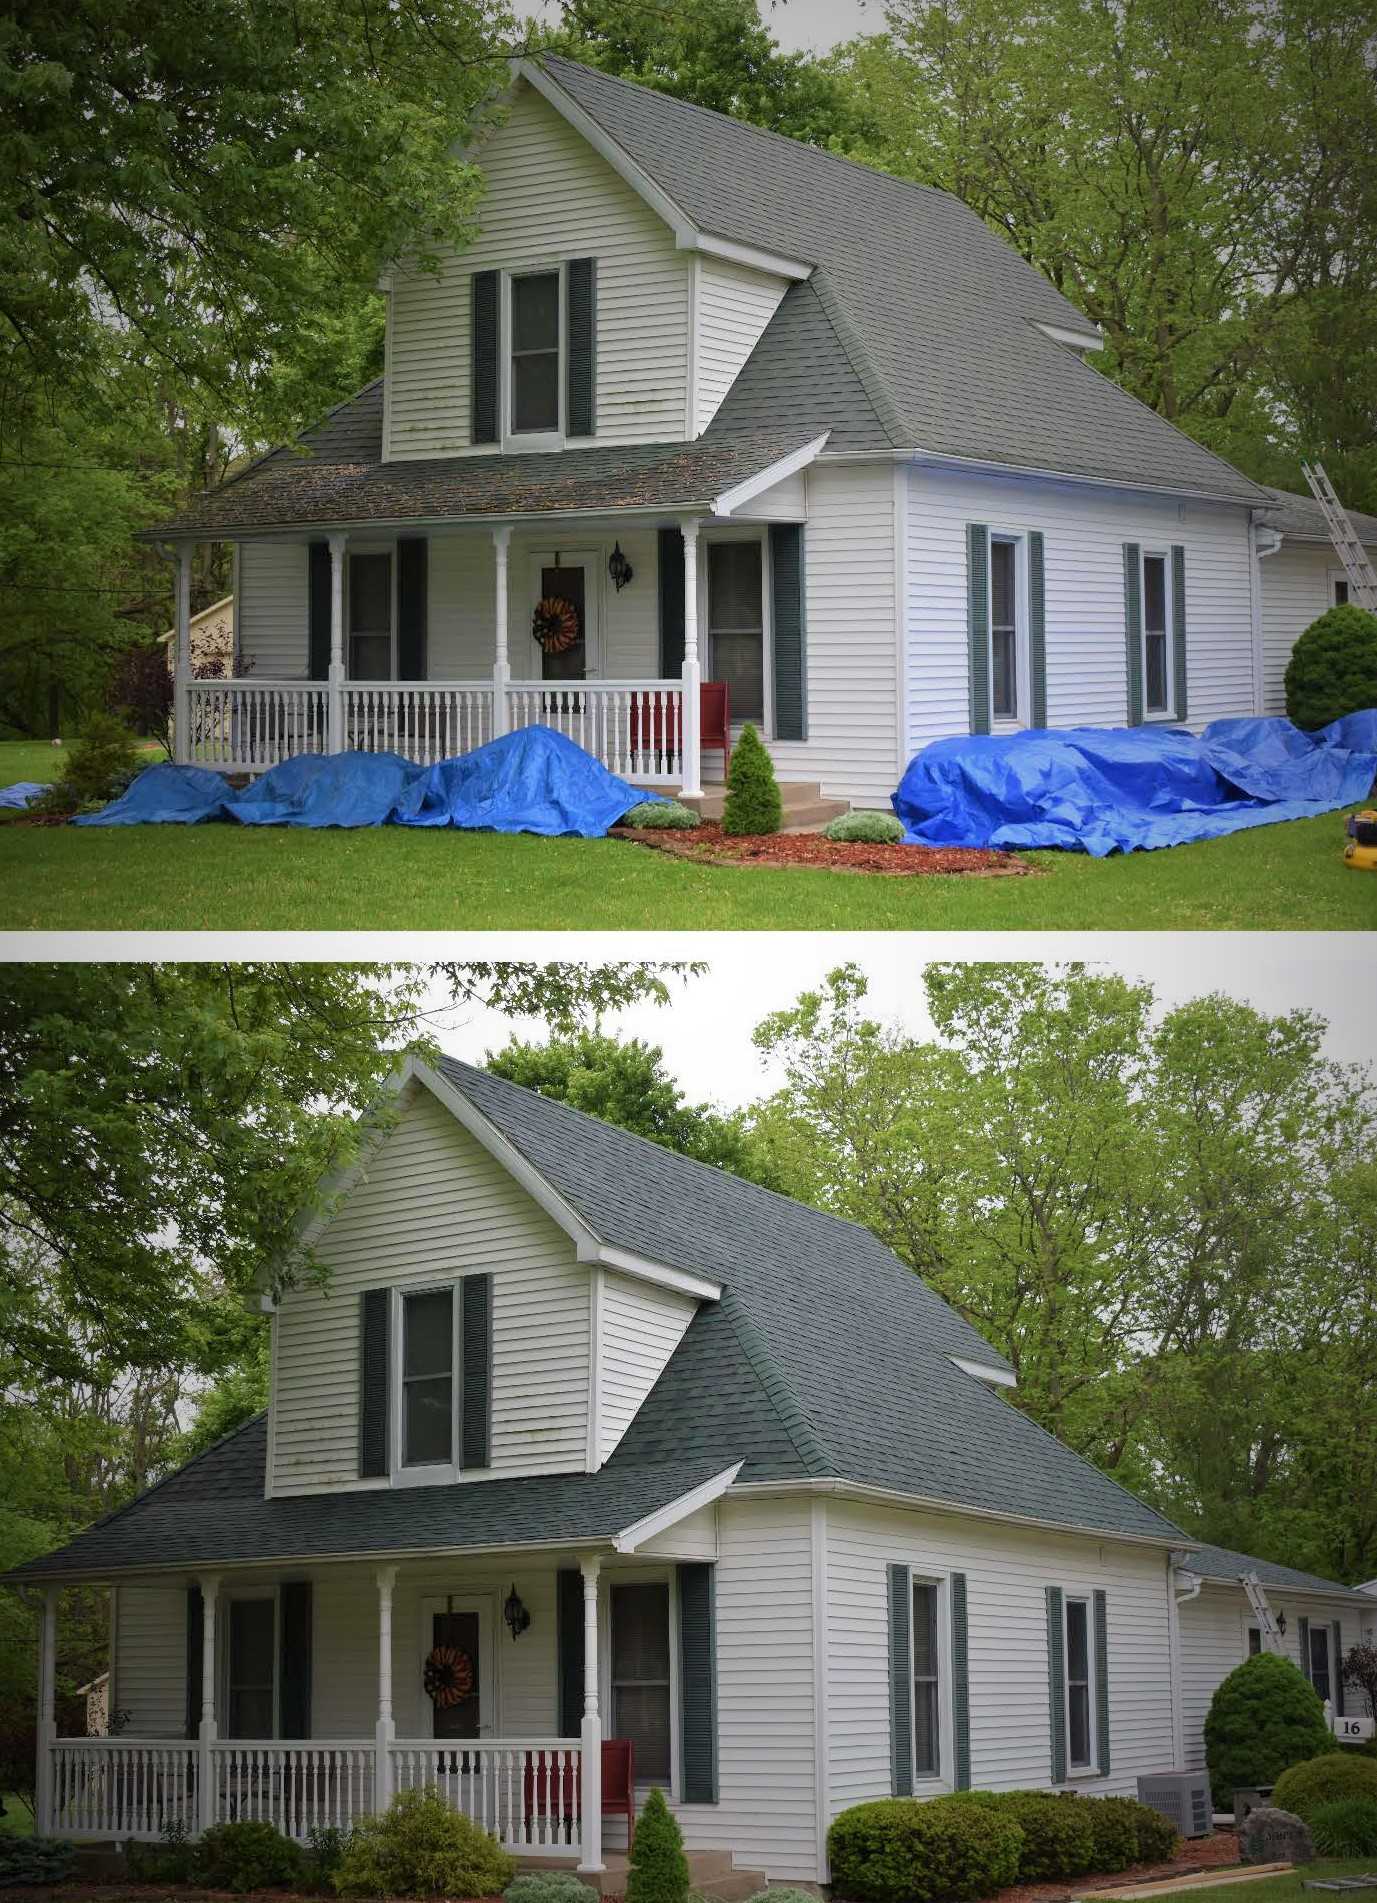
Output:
503 1583 531 1642
608 541 634 592
1276 1610 1288 1636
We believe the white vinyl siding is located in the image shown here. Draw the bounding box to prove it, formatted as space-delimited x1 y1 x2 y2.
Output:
597 1272 697 1464
1259 541 1372 717
270 1084 590 1494
236 542 309 680
386 83 689 460
693 257 788 435
112 1587 189 1738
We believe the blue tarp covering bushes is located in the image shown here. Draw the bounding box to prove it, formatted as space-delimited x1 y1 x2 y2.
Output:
893 712 1377 857
0 782 46 810
76 726 662 838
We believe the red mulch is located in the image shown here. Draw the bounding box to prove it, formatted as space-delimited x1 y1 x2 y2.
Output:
617 821 1031 877
990 1829 1242 1903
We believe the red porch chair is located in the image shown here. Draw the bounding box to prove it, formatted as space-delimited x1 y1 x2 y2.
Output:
627 683 729 781
522 1739 637 1852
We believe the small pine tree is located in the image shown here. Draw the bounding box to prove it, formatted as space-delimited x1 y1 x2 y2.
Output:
721 722 782 836
626 1786 690 1903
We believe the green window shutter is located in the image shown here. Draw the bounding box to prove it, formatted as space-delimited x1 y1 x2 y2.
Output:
888 1562 914 1796
1171 544 1188 722
1333 1622 1346 1715
770 523 807 742
1123 544 1144 725
1029 530 1047 728
1298 1615 1311 1683
279 1581 312 1739
472 270 500 444
397 539 427 682
1093 1589 1110 1776
1046 1586 1068 1783
659 526 685 677
307 541 331 681
358 1288 390 1478
185 1585 203 1740
967 524 991 735
678 1562 719 1803
951 1572 972 1790
556 1569 584 1738
566 257 597 438
461 1273 492 1469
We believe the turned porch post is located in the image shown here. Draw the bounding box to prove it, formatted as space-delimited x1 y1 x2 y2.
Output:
374 1565 397 1812
172 541 194 765
491 524 512 738
34 1587 57 1835
578 1555 603 1873
328 532 348 754
198 1574 220 1832
678 516 703 799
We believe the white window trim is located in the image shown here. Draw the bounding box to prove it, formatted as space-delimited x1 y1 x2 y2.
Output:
390 1280 462 1488
346 542 399 683
1062 1592 1098 1777
1138 548 1175 720
219 1586 280 1741
909 1571 955 1793
699 527 772 739
600 1566 680 1800
502 263 565 453
986 529 1029 733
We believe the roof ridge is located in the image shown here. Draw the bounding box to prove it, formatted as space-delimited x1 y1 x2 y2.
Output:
718 1288 835 1477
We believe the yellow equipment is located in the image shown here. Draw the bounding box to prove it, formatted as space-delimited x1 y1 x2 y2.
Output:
1345 809 1377 872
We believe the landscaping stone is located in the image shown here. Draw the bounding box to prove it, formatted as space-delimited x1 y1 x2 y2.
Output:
1239 1806 1314 1865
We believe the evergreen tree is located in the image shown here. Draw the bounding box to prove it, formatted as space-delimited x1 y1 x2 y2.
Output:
722 723 783 836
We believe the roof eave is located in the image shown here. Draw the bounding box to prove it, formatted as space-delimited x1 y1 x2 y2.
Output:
899 445 1267 509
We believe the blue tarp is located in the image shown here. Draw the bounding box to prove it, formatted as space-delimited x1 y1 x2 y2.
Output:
893 712 1377 857
0 781 46 810
76 726 662 837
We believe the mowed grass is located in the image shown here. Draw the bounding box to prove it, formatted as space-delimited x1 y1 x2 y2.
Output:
1137 1862 1377 1903
0 740 1371 931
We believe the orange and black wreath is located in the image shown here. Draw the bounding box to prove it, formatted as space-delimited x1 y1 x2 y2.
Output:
532 596 580 655
423 1645 475 1708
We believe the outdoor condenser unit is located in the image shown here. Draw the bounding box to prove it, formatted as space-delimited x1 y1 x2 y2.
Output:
1137 1772 1214 1839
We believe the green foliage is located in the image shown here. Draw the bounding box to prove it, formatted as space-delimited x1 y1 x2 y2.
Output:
991 1792 1096 1881
125 1820 200 1886
0 1834 77 1886
826 1795 1024 1903
1342 1645 1377 1723
30 713 143 816
1206 1657 1338 1807
626 1786 690 1903
722 724 782 837
1081 1797 1143 1873
740 1891 821 1903
332 1786 516 1898
1283 606 1377 732
1272 1752 1377 1821
824 811 907 844
1094 1794 1179 1865
198 1820 307 1893
306 1824 355 1887
504 1874 600 1903
1309 1798 1377 1857
621 800 699 830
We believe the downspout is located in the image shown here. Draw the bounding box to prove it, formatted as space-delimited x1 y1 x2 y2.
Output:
1167 1555 1203 1767
1248 514 1284 715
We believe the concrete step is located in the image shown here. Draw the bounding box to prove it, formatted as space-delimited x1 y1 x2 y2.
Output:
696 1870 768 1903
678 782 846 829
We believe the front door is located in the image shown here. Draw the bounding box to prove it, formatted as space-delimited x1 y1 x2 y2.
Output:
531 553 596 682
419 1596 492 1741
707 540 764 724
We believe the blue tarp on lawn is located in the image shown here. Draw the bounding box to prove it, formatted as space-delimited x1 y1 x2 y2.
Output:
893 712 1377 857
76 726 661 837
0 782 46 810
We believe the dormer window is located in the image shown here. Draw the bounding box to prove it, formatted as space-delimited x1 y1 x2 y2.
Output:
400 1286 457 1469
511 272 561 435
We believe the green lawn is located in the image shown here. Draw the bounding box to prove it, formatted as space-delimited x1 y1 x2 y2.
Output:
1139 1862 1377 1903
0 1793 34 1836
0 739 1371 931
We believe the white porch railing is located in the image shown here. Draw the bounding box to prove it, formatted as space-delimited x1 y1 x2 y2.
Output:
212 1743 376 1837
391 1740 583 1856
345 682 495 763
185 681 330 772
505 681 684 782
50 1739 199 1841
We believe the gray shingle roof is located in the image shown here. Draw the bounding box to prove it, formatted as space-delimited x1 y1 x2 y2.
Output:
1186 1541 1374 1603
1259 486 1377 547
534 55 1267 507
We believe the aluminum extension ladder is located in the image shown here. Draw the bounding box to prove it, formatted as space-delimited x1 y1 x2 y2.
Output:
1302 461 1377 610
1240 1571 1287 1654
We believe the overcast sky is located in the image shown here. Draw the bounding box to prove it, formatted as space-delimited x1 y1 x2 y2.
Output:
514 0 880 55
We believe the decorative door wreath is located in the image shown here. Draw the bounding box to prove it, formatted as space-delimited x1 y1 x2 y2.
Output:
423 1645 476 1708
532 596 581 655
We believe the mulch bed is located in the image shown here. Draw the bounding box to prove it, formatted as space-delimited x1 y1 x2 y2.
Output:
993 1829 1243 1903
617 821 1032 878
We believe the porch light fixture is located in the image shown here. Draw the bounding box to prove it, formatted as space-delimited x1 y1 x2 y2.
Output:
503 1584 531 1642
608 542 634 592
1276 1610 1287 1636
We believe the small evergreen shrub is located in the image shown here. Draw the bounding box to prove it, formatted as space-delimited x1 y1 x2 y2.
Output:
621 799 698 830
626 1786 690 1903
332 1785 517 1897
198 1819 307 1892
505 1876 601 1903
1310 1796 1377 1857
1204 1652 1336 1807
1272 1751 1377 1820
823 811 906 844
1283 603 1377 731
31 713 143 816
1095 1794 1179 1864
307 1824 355 1887
0 1834 78 1887
825 1795 1024 1903
721 724 782 837
994 1792 1096 1881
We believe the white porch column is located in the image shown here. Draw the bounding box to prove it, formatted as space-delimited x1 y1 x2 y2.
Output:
172 541 194 765
491 524 512 738
198 1574 220 1833
577 1555 603 1873
374 1565 397 1813
34 1587 57 1835
327 531 348 753
678 516 703 798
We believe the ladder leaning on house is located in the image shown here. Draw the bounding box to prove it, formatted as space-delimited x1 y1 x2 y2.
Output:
1302 461 1377 611
1240 1571 1287 1654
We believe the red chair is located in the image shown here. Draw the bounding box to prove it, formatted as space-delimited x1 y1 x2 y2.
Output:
522 1739 636 1852
628 683 730 780
601 1738 636 1853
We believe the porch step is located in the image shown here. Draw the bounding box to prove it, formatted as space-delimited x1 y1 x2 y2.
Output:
518 1848 765 1899
677 781 848 829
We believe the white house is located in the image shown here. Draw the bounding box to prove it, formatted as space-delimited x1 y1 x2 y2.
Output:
12 1058 1202 1885
145 53 1356 810
1256 489 1377 717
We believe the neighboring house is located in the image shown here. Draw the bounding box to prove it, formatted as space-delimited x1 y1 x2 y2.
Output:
158 596 236 679
1256 488 1377 717
1173 1542 1376 1770
12 1057 1202 1881
147 54 1317 805
75 1672 110 1737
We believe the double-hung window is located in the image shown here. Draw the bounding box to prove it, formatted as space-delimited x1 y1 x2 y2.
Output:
1335 577 1350 607
1141 552 1171 715
990 536 1020 722
226 1597 276 1739
611 1581 672 1783
400 1286 456 1469
912 1580 942 1780
1309 1625 1332 1705
510 271 561 436
1065 1596 1094 1770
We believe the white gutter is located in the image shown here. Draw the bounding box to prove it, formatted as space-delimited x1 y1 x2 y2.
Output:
1249 518 1284 714
1167 1557 1203 1766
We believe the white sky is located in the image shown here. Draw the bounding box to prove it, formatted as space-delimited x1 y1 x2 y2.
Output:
514 0 879 56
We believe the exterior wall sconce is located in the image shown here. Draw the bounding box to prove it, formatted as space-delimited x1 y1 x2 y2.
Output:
503 1584 531 1641
1276 1610 1287 1636
608 542 634 591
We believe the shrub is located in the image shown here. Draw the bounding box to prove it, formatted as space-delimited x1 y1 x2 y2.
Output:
626 1786 690 1903
620 799 699 830
0 1834 78 1887
1096 1794 1179 1865
332 1785 516 1898
721 723 782 837
109 642 174 754
307 1824 355 1888
1079 1797 1141 1873
505 1877 601 1903
994 1792 1096 1881
740 1890 821 1903
1204 1652 1336 1807
1284 603 1377 731
825 1795 1024 1903
31 713 143 816
1272 1751 1377 1820
198 1819 307 1893
823 810 906 844
125 1817 200 1885
1310 1796 1377 1857
1343 1643 1377 1720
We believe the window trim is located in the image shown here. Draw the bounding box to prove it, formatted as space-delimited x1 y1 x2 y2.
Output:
390 1280 462 1487
502 264 565 452
600 1565 680 1798
698 527 773 738
909 1575 946 1785
985 529 1028 731
1138 548 1175 719
219 1587 280 1741
1329 569 1351 609
1062 1592 1098 1776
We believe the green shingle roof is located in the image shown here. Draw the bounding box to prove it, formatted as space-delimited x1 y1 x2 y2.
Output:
1186 1541 1374 1603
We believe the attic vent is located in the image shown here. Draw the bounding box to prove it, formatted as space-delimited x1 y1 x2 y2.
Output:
1137 1772 1212 1839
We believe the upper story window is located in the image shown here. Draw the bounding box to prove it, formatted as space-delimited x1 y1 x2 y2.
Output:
1064 1595 1095 1770
511 271 561 436
401 1286 456 1468
1141 552 1172 715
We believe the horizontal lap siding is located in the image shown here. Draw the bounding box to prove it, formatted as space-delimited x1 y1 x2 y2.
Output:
597 1273 697 1463
387 86 688 461
271 1089 589 1495
826 1500 1173 1815
1260 544 1341 716
237 542 309 679
904 466 1255 756
114 1587 188 1737
694 258 788 435
745 470 807 522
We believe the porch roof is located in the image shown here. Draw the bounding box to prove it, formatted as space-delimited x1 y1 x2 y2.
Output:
1184 1540 1374 1604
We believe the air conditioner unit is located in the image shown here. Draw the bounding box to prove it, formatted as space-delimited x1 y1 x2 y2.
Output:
1137 1771 1214 1839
